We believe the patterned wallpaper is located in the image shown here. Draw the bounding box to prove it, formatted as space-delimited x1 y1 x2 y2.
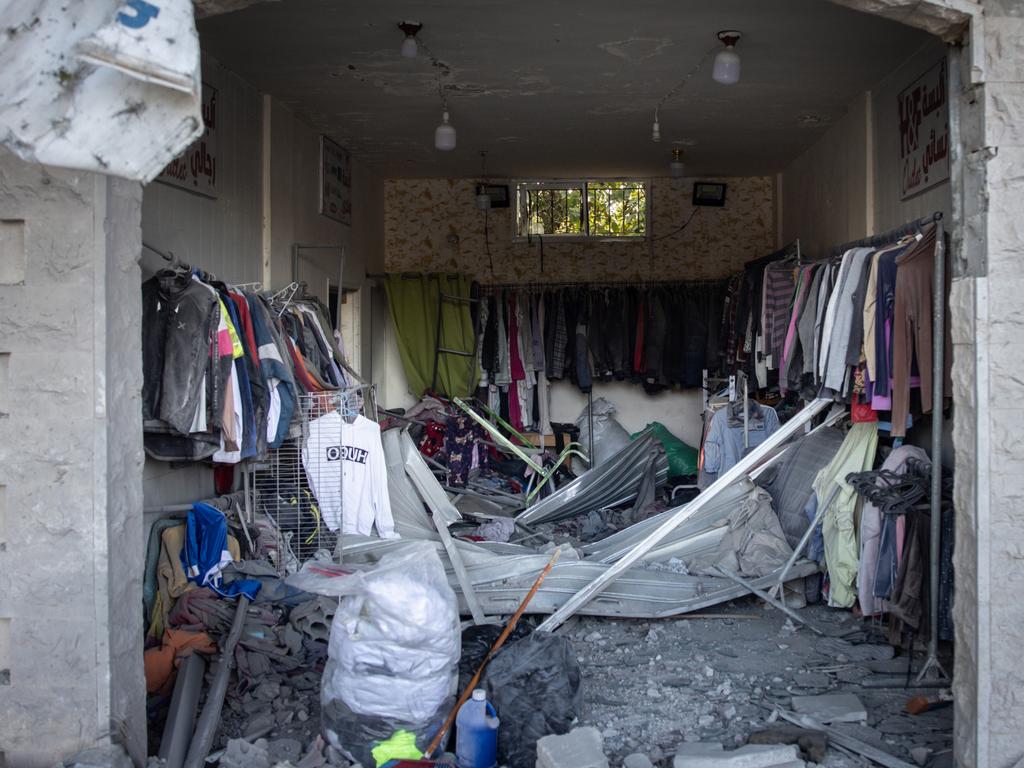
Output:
383 176 776 283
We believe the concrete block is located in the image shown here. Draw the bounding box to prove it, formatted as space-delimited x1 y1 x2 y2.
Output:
672 742 801 768
747 725 827 763
536 726 608 768
985 16 1024 83
986 83 1024 148
0 219 26 285
624 754 655 768
790 693 867 724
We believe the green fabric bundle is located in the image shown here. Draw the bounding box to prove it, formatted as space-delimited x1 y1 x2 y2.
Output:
631 421 698 477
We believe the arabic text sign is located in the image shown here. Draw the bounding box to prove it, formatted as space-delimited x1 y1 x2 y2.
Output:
156 82 217 198
898 59 949 200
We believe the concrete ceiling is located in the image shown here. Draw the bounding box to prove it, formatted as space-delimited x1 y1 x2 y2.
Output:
197 0 932 179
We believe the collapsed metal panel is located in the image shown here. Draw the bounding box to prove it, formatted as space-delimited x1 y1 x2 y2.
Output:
581 478 754 564
535 398 836 632
516 432 668 526
337 535 818 620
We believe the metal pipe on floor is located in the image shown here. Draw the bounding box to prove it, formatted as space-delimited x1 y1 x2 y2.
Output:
183 596 250 768
159 652 207 768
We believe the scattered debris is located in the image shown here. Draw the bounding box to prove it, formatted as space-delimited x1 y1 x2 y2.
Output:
747 725 828 763
536 726 609 768
672 742 801 768
791 693 868 725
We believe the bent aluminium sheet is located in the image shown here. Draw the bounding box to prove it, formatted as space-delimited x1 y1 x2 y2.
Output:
516 432 668 526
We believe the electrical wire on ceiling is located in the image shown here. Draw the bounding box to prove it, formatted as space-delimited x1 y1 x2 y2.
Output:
651 45 719 142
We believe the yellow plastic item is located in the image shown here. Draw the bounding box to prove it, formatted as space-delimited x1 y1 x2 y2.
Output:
371 730 423 766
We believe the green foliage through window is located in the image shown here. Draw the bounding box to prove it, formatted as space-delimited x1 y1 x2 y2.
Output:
524 187 583 235
516 181 648 239
588 181 646 237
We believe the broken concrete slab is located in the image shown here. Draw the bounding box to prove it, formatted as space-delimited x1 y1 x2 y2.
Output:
61 745 134 768
536 726 609 768
747 726 827 763
218 738 272 768
623 754 656 768
790 693 867 724
672 742 802 768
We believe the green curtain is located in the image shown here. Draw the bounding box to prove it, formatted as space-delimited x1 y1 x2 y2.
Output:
385 273 479 398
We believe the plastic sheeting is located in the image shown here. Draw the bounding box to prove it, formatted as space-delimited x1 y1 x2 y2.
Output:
288 542 460 764
0 0 203 180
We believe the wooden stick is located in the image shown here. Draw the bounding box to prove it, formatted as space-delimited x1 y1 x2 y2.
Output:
426 548 562 758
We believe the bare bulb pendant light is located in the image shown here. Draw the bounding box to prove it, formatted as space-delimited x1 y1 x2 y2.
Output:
712 30 742 85
435 108 457 151
652 109 661 142
398 20 422 58
669 148 685 178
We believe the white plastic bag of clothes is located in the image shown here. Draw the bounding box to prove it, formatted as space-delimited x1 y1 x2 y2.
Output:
287 541 460 764
576 397 632 469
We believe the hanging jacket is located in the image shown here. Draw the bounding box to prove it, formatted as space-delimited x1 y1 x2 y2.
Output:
250 295 297 448
141 272 220 434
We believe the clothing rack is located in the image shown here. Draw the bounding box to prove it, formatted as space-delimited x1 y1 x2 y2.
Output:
743 239 801 270
827 212 944 258
828 210 947 683
478 277 727 292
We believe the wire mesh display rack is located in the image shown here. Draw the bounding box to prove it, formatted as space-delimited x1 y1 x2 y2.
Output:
247 385 377 574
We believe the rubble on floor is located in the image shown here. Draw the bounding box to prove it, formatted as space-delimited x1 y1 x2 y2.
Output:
566 603 952 768
137 399 954 768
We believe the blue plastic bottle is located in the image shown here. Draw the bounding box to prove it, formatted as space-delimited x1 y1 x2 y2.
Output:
455 688 499 768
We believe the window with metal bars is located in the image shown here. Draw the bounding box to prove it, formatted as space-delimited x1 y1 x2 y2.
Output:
515 180 648 240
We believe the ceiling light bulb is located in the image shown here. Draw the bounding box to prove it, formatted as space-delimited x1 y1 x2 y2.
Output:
712 31 742 85
435 110 456 151
397 20 422 59
652 118 661 143
670 149 685 178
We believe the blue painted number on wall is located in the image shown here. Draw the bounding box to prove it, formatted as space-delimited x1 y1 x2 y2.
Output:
117 0 161 29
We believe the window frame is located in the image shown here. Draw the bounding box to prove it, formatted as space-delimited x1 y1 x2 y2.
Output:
513 178 651 243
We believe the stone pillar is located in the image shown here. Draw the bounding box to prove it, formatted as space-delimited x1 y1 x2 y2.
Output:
0 151 146 766
953 2 1024 766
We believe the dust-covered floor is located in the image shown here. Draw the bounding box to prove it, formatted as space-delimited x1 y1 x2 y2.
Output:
566 598 952 767
203 596 951 768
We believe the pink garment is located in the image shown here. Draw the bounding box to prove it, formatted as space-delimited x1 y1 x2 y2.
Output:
780 266 813 393
871 320 893 410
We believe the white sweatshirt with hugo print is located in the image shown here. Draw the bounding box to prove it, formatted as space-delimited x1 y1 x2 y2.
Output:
303 412 398 537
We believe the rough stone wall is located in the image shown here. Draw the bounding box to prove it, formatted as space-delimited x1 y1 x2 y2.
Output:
0 151 145 765
384 177 776 283
975 4 1024 764
951 2 1024 765
104 177 147 763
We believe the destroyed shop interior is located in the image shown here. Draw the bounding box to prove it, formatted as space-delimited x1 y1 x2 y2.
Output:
7 1 1021 768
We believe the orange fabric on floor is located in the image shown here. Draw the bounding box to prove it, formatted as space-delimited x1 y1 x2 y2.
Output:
144 628 217 695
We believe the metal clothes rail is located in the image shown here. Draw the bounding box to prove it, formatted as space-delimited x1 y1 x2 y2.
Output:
827 211 944 258
475 277 728 292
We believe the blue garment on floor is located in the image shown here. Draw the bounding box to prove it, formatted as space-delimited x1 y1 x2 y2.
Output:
214 579 262 600
181 502 233 588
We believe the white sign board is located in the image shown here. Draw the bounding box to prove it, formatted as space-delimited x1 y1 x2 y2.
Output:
898 58 950 200
156 83 218 198
320 135 352 224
